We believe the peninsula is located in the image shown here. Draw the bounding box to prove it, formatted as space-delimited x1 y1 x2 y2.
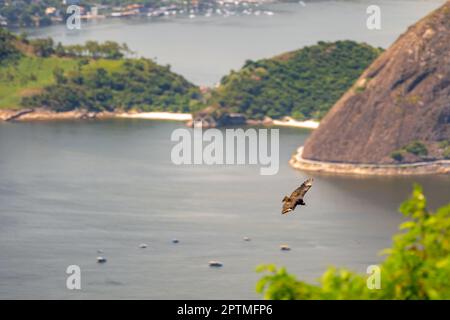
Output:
293 1 450 175
0 28 380 129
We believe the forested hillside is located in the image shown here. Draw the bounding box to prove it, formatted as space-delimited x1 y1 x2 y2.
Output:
1 28 383 120
0 28 202 112
206 41 382 120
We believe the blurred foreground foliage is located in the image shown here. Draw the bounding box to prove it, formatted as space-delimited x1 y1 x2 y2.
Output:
256 185 450 299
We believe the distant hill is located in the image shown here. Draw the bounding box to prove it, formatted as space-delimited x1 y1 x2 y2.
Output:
1 31 382 120
302 2 450 164
203 41 382 122
0 28 202 113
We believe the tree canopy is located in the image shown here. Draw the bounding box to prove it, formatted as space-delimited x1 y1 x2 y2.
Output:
0 27 21 62
22 58 202 113
207 41 382 120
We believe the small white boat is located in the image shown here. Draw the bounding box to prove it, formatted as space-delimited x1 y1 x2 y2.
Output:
243 237 251 242
208 260 223 267
97 256 107 263
139 243 148 249
280 244 291 251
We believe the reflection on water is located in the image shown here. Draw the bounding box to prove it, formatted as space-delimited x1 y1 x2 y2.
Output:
0 121 448 299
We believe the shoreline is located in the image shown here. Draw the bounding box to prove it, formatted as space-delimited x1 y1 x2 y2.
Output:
116 112 192 121
0 109 193 122
0 109 319 129
290 147 450 176
271 118 320 129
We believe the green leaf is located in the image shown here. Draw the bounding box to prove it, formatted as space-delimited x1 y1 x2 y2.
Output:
399 221 416 230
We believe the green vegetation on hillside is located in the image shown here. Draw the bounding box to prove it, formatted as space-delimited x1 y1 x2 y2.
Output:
27 37 133 59
440 141 450 159
256 185 450 299
22 57 201 113
0 28 201 112
404 141 428 156
0 56 78 109
443 148 450 160
390 140 429 162
1 29 382 118
0 27 21 62
207 41 382 120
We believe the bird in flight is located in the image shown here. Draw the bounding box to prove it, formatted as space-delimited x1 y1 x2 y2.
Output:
281 178 313 215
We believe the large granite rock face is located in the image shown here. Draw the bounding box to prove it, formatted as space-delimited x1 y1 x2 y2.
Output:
302 2 450 164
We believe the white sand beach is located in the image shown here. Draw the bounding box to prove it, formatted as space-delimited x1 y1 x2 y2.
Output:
272 117 320 129
116 112 193 121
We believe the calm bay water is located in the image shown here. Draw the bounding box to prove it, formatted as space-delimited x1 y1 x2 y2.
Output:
26 0 446 86
0 121 449 299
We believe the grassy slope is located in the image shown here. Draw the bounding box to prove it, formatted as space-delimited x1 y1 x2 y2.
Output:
0 57 129 110
81 59 124 75
0 56 78 109
0 30 200 113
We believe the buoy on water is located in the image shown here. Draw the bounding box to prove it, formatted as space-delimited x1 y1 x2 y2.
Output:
97 256 107 263
208 260 223 268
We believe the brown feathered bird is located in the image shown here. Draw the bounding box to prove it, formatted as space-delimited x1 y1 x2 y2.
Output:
281 178 313 214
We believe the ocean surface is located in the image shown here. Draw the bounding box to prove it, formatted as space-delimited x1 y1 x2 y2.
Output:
25 0 447 86
0 121 449 299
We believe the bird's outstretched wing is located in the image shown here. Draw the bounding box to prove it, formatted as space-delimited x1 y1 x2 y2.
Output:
290 178 313 202
281 178 313 214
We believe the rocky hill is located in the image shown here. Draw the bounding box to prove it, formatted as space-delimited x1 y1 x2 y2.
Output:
302 1 450 164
